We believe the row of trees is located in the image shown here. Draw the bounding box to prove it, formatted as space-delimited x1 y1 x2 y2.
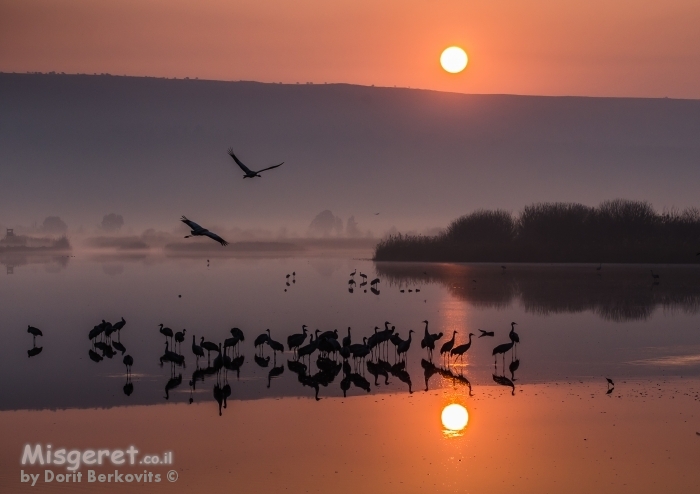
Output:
309 210 367 238
374 200 700 263
38 213 124 234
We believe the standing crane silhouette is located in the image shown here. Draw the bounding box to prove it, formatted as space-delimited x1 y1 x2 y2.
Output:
228 149 284 178
265 329 284 361
123 355 134 375
200 337 219 361
191 335 205 364
508 322 519 357
440 331 457 363
451 333 475 363
492 342 515 369
27 325 43 346
342 327 352 348
254 331 269 355
159 324 174 345
112 317 126 340
174 329 186 353
396 330 414 360
420 320 443 359
287 325 308 354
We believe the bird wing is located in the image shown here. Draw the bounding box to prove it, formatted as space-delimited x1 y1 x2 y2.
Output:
204 230 229 246
254 162 284 174
227 149 254 174
181 216 203 231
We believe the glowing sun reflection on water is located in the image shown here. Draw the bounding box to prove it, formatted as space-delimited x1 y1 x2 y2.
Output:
441 403 468 437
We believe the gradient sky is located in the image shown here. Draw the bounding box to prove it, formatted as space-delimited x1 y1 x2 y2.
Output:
2 0 700 98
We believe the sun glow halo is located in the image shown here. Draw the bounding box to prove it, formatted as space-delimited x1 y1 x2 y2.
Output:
440 47 468 74
441 404 469 431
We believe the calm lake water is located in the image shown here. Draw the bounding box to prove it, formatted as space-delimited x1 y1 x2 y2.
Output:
1 254 699 492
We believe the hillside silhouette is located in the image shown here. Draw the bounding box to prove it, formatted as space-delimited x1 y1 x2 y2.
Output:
2 73 700 232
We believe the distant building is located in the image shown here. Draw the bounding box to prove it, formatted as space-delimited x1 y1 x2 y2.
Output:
1 228 27 246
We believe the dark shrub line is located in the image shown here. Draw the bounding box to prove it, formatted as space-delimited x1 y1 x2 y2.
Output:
374 199 700 263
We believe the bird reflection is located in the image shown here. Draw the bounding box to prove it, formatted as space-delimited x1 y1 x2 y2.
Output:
27 345 43 358
112 340 127 355
267 365 284 388
390 361 412 393
606 377 614 395
421 359 439 391
88 348 103 363
123 379 134 397
123 355 134 397
433 364 473 396
509 359 520 381
164 370 183 400
492 374 515 395
255 354 270 368
160 341 185 367
349 373 371 393
213 372 231 416
366 360 389 386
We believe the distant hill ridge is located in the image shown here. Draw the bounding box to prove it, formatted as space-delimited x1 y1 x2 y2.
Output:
2 73 700 232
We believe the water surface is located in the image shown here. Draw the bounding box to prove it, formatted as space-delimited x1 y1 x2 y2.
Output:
1 255 699 492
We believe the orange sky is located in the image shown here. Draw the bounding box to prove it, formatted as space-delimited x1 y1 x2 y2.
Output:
1 0 700 98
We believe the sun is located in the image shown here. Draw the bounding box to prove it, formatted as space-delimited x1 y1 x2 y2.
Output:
440 47 468 74
441 403 469 431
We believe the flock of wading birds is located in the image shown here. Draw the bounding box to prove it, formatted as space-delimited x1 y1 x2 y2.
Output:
24 313 532 409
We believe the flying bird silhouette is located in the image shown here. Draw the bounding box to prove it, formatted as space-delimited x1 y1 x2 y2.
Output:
180 216 228 246
228 149 283 178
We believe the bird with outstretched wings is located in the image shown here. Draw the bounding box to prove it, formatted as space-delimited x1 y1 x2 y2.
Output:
180 216 228 246
228 148 283 178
